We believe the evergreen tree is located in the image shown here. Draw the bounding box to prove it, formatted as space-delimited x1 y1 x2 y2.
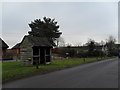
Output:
28 17 62 46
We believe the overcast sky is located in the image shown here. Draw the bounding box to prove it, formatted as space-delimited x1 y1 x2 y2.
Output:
2 2 118 48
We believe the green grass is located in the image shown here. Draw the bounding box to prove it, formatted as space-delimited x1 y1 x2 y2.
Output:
2 56 116 83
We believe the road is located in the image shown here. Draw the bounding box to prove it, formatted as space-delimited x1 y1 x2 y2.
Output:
3 58 118 88
1 60 20 62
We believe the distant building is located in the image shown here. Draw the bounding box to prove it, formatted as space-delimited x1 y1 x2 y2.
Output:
114 44 120 51
20 35 52 65
114 44 120 55
0 38 9 60
52 45 109 58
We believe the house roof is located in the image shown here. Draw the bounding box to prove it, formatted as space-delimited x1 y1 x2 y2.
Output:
11 43 21 49
21 35 53 47
0 38 9 48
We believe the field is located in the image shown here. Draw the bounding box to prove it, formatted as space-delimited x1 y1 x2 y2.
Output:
2 57 116 83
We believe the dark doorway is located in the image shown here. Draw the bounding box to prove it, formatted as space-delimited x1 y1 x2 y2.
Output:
40 48 45 64
33 46 40 65
32 46 51 65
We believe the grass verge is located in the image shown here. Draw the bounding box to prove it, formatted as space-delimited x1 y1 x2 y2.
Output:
2 56 116 83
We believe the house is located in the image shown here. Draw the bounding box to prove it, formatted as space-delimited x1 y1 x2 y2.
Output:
114 44 120 51
11 43 21 60
114 44 120 55
20 35 52 65
0 38 9 59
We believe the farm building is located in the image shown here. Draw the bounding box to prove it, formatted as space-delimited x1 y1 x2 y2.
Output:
0 38 9 60
20 35 52 65
11 43 21 60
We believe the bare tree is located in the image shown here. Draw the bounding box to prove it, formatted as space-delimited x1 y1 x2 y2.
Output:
105 35 116 56
100 40 105 46
73 42 82 46
56 37 65 47
106 36 116 44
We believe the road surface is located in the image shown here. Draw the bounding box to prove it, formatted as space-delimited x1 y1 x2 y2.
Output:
3 58 118 88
